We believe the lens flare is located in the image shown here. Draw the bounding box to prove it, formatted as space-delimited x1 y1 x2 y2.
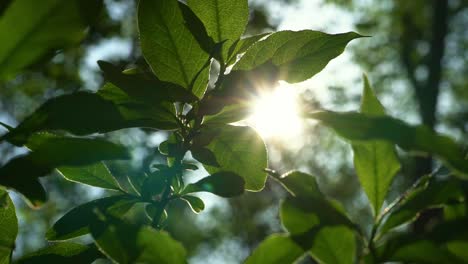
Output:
248 82 302 140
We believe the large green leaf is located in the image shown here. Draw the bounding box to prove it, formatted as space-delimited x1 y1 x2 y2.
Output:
308 111 468 179
47 195 136 241
244 234 304 264
234 30 362 83
187 0 249 62
201 125 268 191
91 218 186 264
352 75 401 215
138 0 210 98
182 172 245 197
16 243 101 264
0 189 17 264
226 33 270 65
0 135 129 207
379 177 464 235
0 0 102 79
309 226 357 264
98 61 198 104
58 162 121 191
1 90 178 146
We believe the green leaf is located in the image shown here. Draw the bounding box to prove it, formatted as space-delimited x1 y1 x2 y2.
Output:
203 103 250 125
191 147 220 167
91 218 186 264
187 0 249 62
46 195 136 241
379 177 464 235
181 195 205 214
141 172 166 199
275 171 322 199
203 125 268 191
352 75 401 215
98 61 198 104
280 198 319 235
308 111 468 179
58 162 121 191
245 234 304 264
16 243 101 264
1 90 178 146
0 135 129 207
227 33 271 65
234 30 362 83
0 0 102 79
0 189 17 264
138 0 210 98
182 172 245 197
309 226 357 264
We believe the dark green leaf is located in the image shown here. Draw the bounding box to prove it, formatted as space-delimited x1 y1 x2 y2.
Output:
352 75 401 215
46 195 136 241
0 135 129 207
16 243 101 264
0 0 102 79
203 125 268 191
308 111 468 179
309 226 357 264
203 103 250 125
141 172 166 199
91 218 186 264
58 162 121 191
275 171 322 199
0 189 17 264
245 234 304 264
181 195 205 213
227 33 271 65
98 61 198 104
234 30 362 83
379 177 464 235
138 0 210 98
187 0 249 62
182 172 245 197
191 147 220 167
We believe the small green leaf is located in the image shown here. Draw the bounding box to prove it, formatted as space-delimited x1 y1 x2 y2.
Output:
16 243 101 264
245 234 304 264
379 177 463 235
187 0 249 62
46 195 136 241
98 61 198 104
0 0 103 79
309 226 357 264
275 171 322 199
182 172 245 197
203 103 250 125
138 0 210 98
308 111 468 179
91 218 186 264
0 189 17 264
181 195 205 213
58 162 121 191
203 125 268 191
352 75 401 215
235 30 362 83
191 147 220 167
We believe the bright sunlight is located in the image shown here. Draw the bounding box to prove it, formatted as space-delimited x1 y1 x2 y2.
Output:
247 82 303 140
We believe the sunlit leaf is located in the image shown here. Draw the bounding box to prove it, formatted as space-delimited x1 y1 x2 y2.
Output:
235 30 362 83
138 0 210 98
202 125 268 191
0 189 17 264
308 111 468 179
245 234 304 264
309 226 357 264
227 33 270 65
58 162 121 191
16 243 101 264
181 195 205 214
182 172 245 197
352 75 401 215
91 218 186 264
275 171 322 199
0 0 103 79
46 195 136 241
187 0 249 62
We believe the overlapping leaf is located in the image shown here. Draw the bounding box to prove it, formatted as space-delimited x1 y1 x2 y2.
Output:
0 0 102 79
58 162 121 191
182 172 245 197
245 234 304 264
16 243 101 264
0 189 17 264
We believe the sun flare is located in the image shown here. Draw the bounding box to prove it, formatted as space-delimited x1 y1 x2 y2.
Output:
248 82 303 140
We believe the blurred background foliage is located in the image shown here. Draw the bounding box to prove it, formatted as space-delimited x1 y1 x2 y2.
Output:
0 0 466 263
